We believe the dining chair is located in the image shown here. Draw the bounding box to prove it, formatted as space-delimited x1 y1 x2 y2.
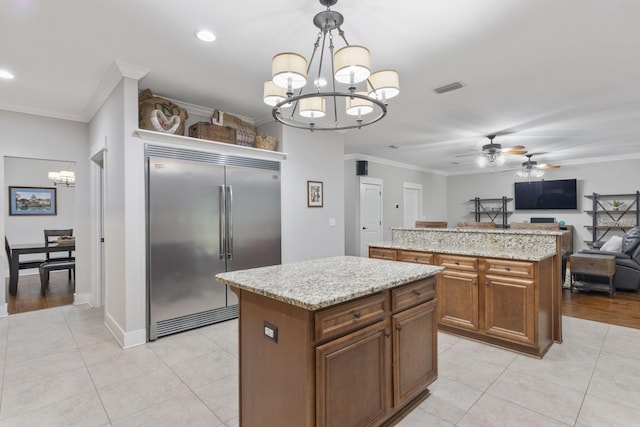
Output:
44 229 74 280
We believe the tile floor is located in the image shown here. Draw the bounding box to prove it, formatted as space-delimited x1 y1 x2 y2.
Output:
0 305 639 426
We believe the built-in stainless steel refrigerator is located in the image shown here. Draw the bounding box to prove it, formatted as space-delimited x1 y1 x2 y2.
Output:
146 145 281 340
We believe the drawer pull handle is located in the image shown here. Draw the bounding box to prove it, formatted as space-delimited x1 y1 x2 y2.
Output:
414 289 421 296
396 326 403 332
505 266 511 271
454 261 460 265
471 280 477 286
413 257 418 261
354 311 361 319
385 333 391 338
485 281 489 286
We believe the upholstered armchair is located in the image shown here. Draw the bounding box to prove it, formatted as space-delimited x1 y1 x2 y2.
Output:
578 226 640 291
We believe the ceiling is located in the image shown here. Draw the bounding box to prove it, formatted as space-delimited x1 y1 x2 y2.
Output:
2 0 639 175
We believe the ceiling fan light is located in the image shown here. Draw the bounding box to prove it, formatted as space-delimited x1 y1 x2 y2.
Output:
367 69 399 101
299 96 326 118
272 53 308 90
346 92 374 116
334 45 371 84
496 154 506 166
476 156 488 167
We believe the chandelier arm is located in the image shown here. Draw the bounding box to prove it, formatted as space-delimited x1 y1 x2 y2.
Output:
328 33 339 125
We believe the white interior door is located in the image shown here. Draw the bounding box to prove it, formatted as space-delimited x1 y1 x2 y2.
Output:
403 183 423 228
360 177 383 257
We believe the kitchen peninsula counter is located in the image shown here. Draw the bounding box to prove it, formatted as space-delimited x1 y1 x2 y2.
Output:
369 227 566 358
216 256 444 426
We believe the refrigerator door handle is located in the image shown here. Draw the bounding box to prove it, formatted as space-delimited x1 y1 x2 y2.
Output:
219 185 226 260
227 185 233 260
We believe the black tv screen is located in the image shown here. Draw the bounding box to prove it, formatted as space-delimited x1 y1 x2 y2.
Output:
514 179 578 210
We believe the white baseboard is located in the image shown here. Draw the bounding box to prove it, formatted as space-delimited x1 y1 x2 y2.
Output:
73 292 93 306
0 303 7 317
104 311 146 349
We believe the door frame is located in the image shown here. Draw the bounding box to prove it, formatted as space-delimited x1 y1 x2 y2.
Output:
359 177 383 257
90 144 107 308
403 182 423 228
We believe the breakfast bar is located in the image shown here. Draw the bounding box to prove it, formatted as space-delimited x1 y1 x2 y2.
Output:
216 256 444 427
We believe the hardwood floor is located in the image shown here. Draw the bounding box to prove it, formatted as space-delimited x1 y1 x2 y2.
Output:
6 271 74 314
562 287 640 329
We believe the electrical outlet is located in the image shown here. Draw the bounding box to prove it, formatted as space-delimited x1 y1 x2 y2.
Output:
264 321 278 343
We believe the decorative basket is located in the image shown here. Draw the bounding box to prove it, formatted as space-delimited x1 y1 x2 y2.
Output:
255 134 277 151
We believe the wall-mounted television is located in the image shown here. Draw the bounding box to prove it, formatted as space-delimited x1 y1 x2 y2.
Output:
514 179 578 210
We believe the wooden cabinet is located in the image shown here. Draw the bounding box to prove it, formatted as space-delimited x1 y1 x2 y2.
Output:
397 250 434 265
316 320 391 427
392 300 437 408
369 246 398 261
234 276 438 427
369 246 556 358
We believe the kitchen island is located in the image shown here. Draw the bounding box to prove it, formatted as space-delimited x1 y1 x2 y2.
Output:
216 256 444 427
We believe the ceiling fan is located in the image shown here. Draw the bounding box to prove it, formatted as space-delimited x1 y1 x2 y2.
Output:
515 153 560 178
458 135 527 167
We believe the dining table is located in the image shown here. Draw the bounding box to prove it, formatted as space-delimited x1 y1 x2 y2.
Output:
8 241 76 296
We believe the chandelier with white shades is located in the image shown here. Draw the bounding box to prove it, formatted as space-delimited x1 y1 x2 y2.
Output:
263 0 399 131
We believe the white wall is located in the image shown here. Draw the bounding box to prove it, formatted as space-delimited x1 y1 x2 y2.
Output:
344 157 448 253
280 126 345 262
4 157 76 266
0 110 89 316
446 158 640 252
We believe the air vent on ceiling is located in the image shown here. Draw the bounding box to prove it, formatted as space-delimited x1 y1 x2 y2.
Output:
433 81 464 94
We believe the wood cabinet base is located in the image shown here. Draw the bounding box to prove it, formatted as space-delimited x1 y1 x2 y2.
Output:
234 279 438 427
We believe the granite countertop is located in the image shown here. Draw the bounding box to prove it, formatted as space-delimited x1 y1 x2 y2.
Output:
371 241 555 261
215 256 443 311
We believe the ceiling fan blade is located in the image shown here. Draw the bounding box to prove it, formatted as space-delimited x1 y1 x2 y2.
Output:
502 145 526 151
538 164 561 169
504 150 528 155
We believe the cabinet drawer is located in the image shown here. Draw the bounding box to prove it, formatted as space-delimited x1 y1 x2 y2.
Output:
438 254 478 272
485 259 534 279
369 247 397 261
391 277 436 312
397 250 434 265
315 293 388 341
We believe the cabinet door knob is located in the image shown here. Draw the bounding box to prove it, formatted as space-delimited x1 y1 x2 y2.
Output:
505 266 511 271
454 261 460 265
471 280 477 286
413 289 421 296
385 332 391 338
485 281 489 286
396 326 403 332
353 311 361 319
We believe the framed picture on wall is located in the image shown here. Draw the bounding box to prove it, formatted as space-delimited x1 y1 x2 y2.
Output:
8 186 57 216
307 180 323 208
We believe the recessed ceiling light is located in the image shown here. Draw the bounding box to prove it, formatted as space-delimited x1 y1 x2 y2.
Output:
0 70 15 79
194 30 216 42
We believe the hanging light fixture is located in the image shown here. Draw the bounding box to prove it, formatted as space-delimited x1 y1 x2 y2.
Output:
264 0 399 131
516 154 560 178
48 170 76 187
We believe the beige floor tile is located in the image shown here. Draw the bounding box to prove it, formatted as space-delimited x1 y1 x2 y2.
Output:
0 390 108 427
602 333 640 359
148 329 221 366
596 351 640 383
111 391 224 427
194 373 239 423
560 316 609 351
396 407 454 426
417 376 483 424
438 355 507 392
170 347 238 390
80 338 145 366
3 349 85 387
487 368 584 425
438 338 518 369
70 325 114 348
198 319 239 356
576 394 640 427
97 365 189 421
457 394 571 427
587 368 640 410
436 331 461 354
88 346 166 389
0 367 95 420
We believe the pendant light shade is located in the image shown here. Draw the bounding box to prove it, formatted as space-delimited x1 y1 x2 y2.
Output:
333 45 371 84
263 81 291 107
367 69 400 101
272 53 308 90
299 97 326 118
345 92 374 116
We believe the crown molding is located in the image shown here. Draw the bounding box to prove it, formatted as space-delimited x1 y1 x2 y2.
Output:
344 153 449 176
0 104 85 122
83 60 149 122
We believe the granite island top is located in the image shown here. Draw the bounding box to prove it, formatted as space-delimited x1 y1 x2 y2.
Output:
215 255 443 311
377 227 564 261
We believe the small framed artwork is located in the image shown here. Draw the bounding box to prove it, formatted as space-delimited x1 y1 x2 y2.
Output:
307 180 323 208
9 186 57 216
